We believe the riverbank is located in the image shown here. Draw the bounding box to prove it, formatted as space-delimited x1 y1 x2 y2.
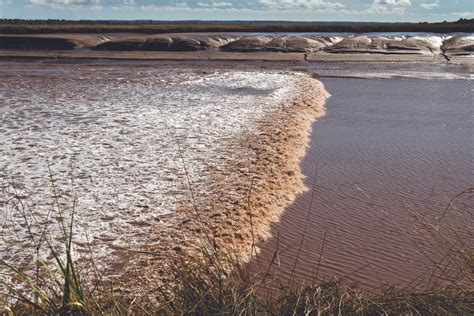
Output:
0 32 473 65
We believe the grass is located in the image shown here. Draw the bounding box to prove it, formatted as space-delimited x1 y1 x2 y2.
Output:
0 168 90 315
160 240 474 315
158 196 474 315
0 170 140 315
1 171 473 315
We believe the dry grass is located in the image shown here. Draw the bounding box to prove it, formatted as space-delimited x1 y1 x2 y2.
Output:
1 171 473 315
2 207 473 314
157 208 474 315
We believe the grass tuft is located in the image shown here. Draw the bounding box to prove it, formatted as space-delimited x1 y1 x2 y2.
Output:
1 174 472 315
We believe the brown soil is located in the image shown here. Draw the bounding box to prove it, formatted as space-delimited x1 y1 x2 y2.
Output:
0 34 109 50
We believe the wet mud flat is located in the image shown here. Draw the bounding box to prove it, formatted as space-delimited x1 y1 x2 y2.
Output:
0 33 473 67
0 62 328 292
252 77 473 288
0 33 472 56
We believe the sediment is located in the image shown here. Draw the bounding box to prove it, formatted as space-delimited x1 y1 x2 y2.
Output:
0 34 109 50
1 33 473 59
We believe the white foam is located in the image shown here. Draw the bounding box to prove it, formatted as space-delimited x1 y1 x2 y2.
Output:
0 66 299 265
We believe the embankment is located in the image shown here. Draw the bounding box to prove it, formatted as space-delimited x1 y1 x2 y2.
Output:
1 33 473 61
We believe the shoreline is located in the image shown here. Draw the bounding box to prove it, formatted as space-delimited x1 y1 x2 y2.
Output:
0 49 472 65
0 31 473 66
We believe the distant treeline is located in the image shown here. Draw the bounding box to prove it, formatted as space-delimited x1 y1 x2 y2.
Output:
0 19 472 34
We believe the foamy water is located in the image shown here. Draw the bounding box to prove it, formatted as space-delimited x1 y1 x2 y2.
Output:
0 63 297 264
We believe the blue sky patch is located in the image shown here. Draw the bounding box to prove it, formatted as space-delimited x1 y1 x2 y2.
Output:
0 0 472 22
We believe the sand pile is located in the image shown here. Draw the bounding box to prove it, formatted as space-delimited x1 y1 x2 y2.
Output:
221 35 330 52
325 35 442 55
265 36 329 52
93 34 236 51
2 33 472 60
442 35 474 56
0 34 108 50
221 35 273 52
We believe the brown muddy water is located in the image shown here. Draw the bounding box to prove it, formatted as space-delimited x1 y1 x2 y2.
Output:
253 78 473 288
1 61 472 291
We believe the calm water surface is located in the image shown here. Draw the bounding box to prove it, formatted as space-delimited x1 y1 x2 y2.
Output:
254 78 473 288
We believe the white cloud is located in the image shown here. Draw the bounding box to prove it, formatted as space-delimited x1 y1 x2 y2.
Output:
0 0 12 5
259 0 345 10
378 0 411 5
27 0 101 8
109 0 190 11
112 0 134 9
112 1 233 12
138 2 190 12
419 1 439 9
451 11 473 18
368 0 411 15
197 2 233 9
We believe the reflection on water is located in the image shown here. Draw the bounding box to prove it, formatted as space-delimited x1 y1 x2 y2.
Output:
254 78 473 288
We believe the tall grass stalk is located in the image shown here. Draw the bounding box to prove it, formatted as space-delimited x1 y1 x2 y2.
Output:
1 171 472 314
1 168 88 314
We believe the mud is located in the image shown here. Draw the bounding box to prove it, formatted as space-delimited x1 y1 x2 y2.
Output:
0 34 108 50
1 33 472 58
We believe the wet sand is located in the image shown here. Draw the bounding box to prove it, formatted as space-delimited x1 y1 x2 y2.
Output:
252 78 473 288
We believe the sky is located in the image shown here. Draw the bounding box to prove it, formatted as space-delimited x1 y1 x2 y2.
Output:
0 0 472 22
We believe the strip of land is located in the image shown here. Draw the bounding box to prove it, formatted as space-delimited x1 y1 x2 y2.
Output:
1 20 472 34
